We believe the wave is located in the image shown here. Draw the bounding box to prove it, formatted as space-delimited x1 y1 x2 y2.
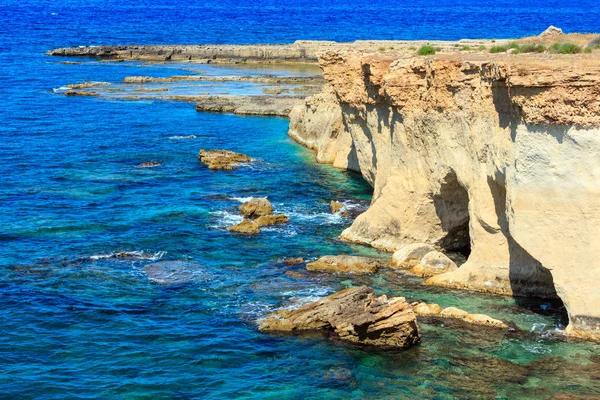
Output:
87 250 166 261
167 135 197 140
208 210 244 228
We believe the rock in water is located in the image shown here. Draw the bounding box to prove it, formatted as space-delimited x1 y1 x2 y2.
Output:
138 161 161 168
539 26 564 36
391 243 436 268
258 286 420 350
329 200 344 213
306 255 383 274
255 214 289 227
227 219 260 234
198 149 251 170
239 198 273 218
410 251 458 277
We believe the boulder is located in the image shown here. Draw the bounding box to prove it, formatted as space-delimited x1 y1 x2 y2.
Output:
306 255 383 274
391 243 436 268
64 90 99 97
198 149 251 170
227 219 260 234
440 306 470 319
587 36 600 49
255 214 289 227
539 26 564 37
410 251 458 277
258 286 420 349
239 198 273 218
413 302 443 316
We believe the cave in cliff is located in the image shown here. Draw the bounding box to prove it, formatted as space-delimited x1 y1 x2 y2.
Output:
433 170 471 258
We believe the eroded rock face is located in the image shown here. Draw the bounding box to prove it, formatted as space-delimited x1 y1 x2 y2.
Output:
198 149 251 170
239 198 274 218
258 286 420 349
288 51 600 339
306 255 383 274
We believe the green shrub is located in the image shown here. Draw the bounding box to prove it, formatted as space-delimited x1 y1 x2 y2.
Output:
407 46 416 50
417 45 436 55
378 47 386 51
478 45 487 51
434 46 442 51
460 45 472 51
489 45 508 53
584 48 592 53
519 43 546 53
549 42 582 54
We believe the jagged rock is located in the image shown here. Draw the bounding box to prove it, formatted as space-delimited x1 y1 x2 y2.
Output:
306 255 383 274
255 214 289 227
258 286 420 349
413 302 443 316
391 243 436 268
539 26 564 36
138 161 161 168
143 261 206 285
227 219 260 234
66 81 109 89
239 198 273 218
198 149 251 170
282 257 304 266
410 251 458 277
329 200 344 214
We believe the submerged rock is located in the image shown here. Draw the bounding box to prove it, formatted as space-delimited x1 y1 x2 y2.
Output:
144 261 205 285
282 257 305 266
255 214 289 227
198 149 251 170
227 219 260 235
410 251 458 277
306 255 383 274
64 90 99 97
138 161 161 168
239 198 273 218
259 286 420 349
391 243 436 268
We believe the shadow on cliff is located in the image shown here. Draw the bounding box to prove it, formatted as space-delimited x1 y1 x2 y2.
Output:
487 176 567 320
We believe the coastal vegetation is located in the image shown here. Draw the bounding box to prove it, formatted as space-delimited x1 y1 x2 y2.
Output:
417 45 436 55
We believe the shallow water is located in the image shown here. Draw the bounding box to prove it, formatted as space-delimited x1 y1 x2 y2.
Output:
2 0 600 398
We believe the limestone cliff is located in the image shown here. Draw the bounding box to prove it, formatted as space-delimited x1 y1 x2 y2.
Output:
289 51 600 340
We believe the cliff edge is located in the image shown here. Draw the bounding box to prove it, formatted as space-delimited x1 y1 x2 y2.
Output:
289 50 600 340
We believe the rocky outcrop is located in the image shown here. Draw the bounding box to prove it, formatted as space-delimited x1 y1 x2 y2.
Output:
239 198 274 218
412 302 510 329
289 51 600 340
305 255 383 274
198 149 251 170
195 95 304 117
227 219 260 235
258 286 420 349
255 214 289 227
410 251 458 277
391 243 436 268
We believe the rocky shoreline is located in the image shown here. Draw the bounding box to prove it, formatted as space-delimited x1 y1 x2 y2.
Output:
49 30 600 342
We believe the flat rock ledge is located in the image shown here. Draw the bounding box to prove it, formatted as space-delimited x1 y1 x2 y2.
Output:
259 286 420 350
412 302 510 329
306 255 385 274
198 149 251 170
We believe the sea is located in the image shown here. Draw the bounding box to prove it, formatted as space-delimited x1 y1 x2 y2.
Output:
1 0 599 398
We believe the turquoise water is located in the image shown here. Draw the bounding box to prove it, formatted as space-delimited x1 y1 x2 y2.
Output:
2 0 600 398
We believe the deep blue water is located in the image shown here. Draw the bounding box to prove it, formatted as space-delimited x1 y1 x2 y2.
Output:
1 0 599 398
